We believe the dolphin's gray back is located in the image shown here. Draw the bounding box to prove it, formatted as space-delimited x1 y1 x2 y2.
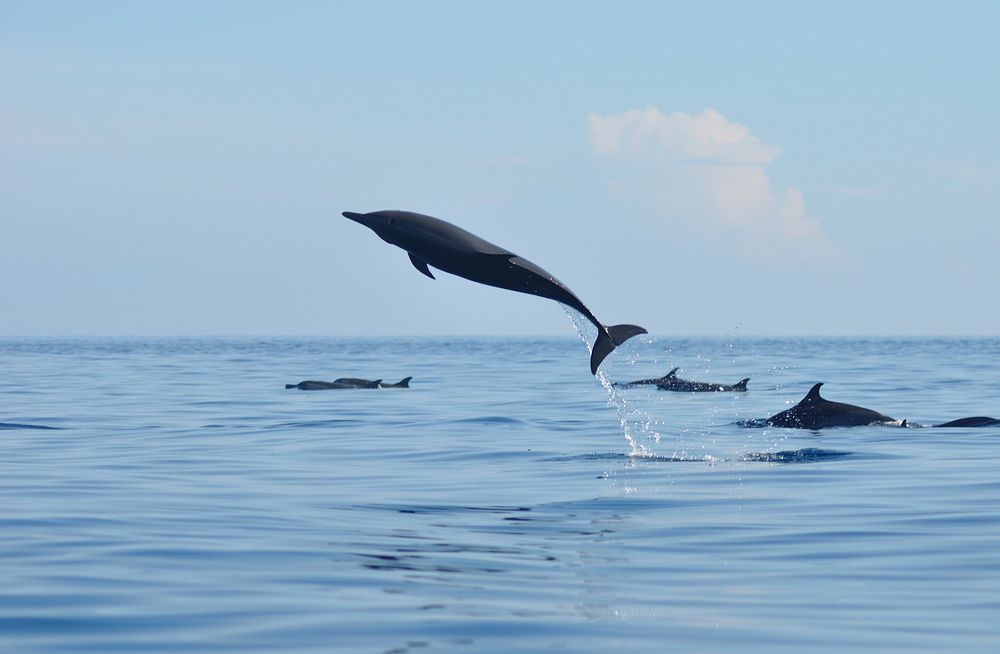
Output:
386 211 514 256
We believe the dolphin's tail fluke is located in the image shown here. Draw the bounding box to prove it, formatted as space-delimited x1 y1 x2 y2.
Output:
590 324 647 375
734 378 750 392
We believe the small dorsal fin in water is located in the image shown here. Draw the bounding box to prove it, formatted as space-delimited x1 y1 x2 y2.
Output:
408 253 435 279
804 382 825 401
734 378 750 392
666 367 679 378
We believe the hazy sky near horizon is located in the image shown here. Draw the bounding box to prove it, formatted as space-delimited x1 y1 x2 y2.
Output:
4 2 999 337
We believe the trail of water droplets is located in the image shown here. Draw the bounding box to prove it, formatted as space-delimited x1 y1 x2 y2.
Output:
563 308 663 456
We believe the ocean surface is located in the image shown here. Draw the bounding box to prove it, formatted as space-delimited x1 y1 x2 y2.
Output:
2 334 999 653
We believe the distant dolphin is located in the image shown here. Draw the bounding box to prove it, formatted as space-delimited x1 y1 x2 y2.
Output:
660 376 749 393
933 416 1000 428
764 383 903 429
343 210 646 374
334 376 412 389
285 379 381 390
615 367 749 392
332 378 385 389
378 376 412 388
614 367 680 387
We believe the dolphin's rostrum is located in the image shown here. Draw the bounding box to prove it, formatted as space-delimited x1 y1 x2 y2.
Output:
343 210 646 374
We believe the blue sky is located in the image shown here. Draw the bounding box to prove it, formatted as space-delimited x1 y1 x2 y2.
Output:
3 2 998 336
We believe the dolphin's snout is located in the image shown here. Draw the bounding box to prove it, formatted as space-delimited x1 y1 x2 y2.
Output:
342 211 365 222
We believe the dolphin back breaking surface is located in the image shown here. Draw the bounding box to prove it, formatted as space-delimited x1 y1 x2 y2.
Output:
343 209 646 374
765 382 900 429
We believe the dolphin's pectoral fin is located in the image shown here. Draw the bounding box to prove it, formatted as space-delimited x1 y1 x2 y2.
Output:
408 253 435 279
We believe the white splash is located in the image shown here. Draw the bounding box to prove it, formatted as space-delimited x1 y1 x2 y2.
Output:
563 307 664 457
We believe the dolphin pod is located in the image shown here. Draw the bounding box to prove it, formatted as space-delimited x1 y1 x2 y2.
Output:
615 367 749 392
343 210 646 374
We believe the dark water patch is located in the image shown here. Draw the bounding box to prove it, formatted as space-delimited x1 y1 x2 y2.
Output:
740 448 853 463
270 418 366 430
188 399 256 407
540 452 704 463
361 503 533 516
440 416 527 427
530 418 594 432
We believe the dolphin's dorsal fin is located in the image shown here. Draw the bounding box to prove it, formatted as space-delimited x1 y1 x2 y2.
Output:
804 383 825 402
666 367 679 378
408 253 435 279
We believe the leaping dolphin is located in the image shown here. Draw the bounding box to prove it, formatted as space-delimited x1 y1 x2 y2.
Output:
343 210 646 374
765 383 903 429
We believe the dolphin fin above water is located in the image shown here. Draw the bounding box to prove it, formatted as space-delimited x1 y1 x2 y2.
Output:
765 382 899 429
934 416 1000 428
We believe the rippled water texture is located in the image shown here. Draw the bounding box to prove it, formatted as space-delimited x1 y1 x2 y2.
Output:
2 336 999 652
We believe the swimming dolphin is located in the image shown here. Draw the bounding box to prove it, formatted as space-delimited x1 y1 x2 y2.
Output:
331 377 383 388
614 367 680 387
285 379 382 390
343 210 646 374
765 383 902 429
378 376 412 388
657 369 749 392
933 416 1000 428
335 376 412 389
615 367 749 392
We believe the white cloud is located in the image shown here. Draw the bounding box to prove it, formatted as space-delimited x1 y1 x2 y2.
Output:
590 107 781 164
588 106 840 265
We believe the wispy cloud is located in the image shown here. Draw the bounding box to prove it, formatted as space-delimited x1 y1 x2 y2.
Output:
931 162 1000 186
588 106 841 265
816 186 883 197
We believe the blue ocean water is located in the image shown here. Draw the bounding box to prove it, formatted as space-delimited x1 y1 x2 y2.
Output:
2 334 999 653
